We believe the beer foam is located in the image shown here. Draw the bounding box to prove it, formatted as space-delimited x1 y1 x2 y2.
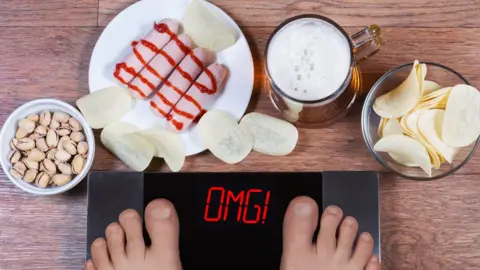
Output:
267 18 351 101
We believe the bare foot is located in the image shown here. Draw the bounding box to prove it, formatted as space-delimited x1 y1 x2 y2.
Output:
281 196 381 270
85 199 182 270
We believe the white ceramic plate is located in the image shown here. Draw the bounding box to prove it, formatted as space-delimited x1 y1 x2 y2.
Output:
89 0 254 156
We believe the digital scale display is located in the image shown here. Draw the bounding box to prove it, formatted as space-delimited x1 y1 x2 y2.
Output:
87 171 379 270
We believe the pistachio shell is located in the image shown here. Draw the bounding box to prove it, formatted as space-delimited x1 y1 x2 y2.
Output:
34 125 47 137
23 169 38 183
15 128 29 139
77 141 88 155
10 138 18 150
28 133 42 140
35 172 50 188
27 149 46 162
21 158 39 170
46 129 59 148
57 136 70 151
8 150 21 164
57 163 73 175
10 168 23 179
72 154 86 174
13 161 27 175
40 159 57 175
49 119 60 129
70 131 85 142
40 111 52 126
52 174 72 186
68 118 82 132
27 114 39 123
19 118 36 133
53 112 70 123
16 138 35 151
63 140 77 155
46 148 57 160
36 138 49 152
58 128 71 136
54 149 71 162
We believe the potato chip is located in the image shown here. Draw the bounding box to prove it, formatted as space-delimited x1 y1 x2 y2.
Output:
378 118 388 137
138 127 185 172
101 123 154 171
422 80 442 96
442 84 480 147
417 109 459 164
239 112 298 156
373 60 422 118
399 114 414 137
383 118 403 137
374 134 432 176
77 86 133 129
198 110 253 164
421 87 451 102
417 63 428 96
183 0 237 52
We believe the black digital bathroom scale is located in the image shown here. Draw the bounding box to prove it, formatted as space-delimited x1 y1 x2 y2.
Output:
86 171 380 269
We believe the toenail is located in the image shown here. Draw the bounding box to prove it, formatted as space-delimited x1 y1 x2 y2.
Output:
361 232 372 242
344 217 356 226
152 206 171 220
107 224 121 235
294 202 312 216
85 260 93 268
326 205 341 215
370 255 378 262
93 238 105 247
121 210 137 220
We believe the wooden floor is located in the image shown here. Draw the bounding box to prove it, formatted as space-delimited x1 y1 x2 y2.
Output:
1 0 480 269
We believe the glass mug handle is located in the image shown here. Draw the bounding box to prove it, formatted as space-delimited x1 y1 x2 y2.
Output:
350 25 385 62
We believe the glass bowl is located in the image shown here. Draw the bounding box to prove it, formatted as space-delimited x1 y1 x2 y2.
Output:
362 62 479 180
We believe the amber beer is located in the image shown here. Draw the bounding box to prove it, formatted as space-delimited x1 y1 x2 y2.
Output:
265 15 385 127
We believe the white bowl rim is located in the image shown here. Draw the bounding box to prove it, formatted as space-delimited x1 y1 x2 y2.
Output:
0 98 95 195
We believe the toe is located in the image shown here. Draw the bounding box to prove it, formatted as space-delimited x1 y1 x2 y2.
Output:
84 260 96 270
365 254 381 270
91 238 113 270
282 196 318 254
145 199 181 263
335 216 358 260
119 209 146 260
105 222 127 266
316 205 343 256
350 232 374 268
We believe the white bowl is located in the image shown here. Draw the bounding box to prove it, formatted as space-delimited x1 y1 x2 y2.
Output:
0 99 95 195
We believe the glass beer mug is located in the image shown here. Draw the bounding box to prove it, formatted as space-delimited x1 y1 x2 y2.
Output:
265 14 386 127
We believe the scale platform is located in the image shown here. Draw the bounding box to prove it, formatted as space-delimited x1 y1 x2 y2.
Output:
86 171 380 269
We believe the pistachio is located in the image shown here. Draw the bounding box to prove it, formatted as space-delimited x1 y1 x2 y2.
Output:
72 154 85 174
46 129 59 148
8 150 21 164
23 169 38 183
21 158 39 170
53 112 70 123
15 128 29 139
10 168 23 179
52 174 72 186
16 138 35 151
27 148 46 162
63 140 77 155
46 148 57 160
57 163 73 175
40 159 57 175
28 133 42 140
68 117 82 132
34 125 47 137
10 138 18 150
70 131 85 142
19 118 36 133
50 119 60 129
36 138 49 152
40 110 52 126
35 172 50 188
58 127 71 136
77 141 88 155
13 161 27 175
57 136 70 151
54 149 71 162
61 122 70 128
27 114 39 123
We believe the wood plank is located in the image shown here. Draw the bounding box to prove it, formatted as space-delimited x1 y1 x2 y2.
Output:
0 26 479 174
1 173 479 269
98 0 480 28
0 0 98 27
